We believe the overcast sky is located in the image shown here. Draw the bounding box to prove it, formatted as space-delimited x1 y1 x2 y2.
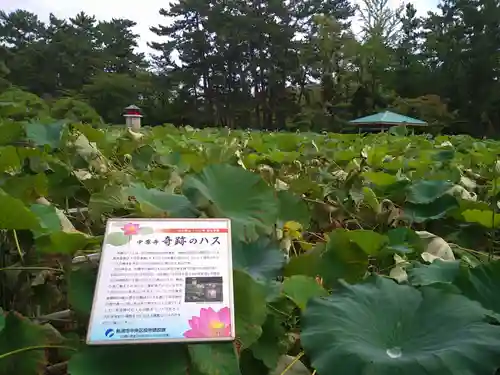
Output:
2 0 439 53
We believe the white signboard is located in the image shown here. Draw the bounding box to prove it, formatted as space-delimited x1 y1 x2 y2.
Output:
86 218 235 345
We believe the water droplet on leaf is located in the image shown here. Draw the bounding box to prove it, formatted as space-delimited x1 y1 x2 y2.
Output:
386 347 402 359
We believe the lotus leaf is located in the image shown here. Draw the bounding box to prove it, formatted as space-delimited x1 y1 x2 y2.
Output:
406 179 454 204
183 164 278 242
454 260 500 316
232 237 285 282
407 259 461 286
301 275 500 375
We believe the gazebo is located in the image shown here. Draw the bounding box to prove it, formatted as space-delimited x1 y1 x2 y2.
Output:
348 111 427 133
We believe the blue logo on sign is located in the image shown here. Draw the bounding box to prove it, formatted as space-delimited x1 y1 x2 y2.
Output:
105 329 115 338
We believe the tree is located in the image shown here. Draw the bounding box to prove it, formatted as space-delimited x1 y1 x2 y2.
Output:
149 0 355 129
96 19 147 74
1 1 500 136
392 3 428 98
357 0 404 46
422 0 500 136
0 9 148 123
81 72 148 123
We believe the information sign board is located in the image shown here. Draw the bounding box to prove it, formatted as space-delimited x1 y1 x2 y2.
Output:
86 218 234 345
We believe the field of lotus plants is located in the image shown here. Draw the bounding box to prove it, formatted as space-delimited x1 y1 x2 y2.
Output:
1 120 500 375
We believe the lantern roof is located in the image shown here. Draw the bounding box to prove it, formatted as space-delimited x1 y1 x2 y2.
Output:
124 104 141 111
123 104 143 117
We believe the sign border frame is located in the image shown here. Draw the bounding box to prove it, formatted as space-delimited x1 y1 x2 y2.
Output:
86 217 235 345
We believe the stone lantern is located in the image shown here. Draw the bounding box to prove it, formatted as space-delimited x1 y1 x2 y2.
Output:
123 104 142 131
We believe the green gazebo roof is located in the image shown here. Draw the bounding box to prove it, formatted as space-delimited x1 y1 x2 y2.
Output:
349 111 427 126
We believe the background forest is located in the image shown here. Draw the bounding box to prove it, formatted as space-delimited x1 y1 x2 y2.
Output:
0 0 499 136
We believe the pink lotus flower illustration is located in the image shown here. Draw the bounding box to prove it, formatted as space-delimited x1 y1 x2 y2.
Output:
122 223 140 235
183 307 231 338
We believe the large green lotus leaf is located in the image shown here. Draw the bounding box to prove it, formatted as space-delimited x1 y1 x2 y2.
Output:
461 209 500 228
139 168 174 190
430 168 462 184
0 188 40 229
288 176 323 197
68 264 97 316
274 133 303 151
432 148 455 162
188 343 240 375
35 231 89 255
262 280 283 303
130 145 155 170
183 164 278 242
233 269 268 349
404 195 459 223
388 125 408 137
24 120 67 149
179 151 208 172
239 349 271 375
277 191 310 227
126 183 198 218
375 179 410 201
0 312 58 375
0 121 23 145
30 203 61 237
283 245 322 278
361 186 379 212
68 344 187 375
385 228 423 254
363 145 389 167
362 171 398 186
282 275 327 310
320 230 369 285
301 275 500 375
0 146 21 173
382 158 404 172
407 259 461 286
333 149 358 162
73 123 107 148
1 173 48 202
249 314 289 370
232 238 285 282
456 198 489 213
88 185 129 220
265 150 301 164
454 260 500 316
44 164 81 199
406 179 454 204
344 230 388 255
16 146 52 173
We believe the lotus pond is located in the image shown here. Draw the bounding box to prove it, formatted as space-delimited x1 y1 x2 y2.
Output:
1 121 500 375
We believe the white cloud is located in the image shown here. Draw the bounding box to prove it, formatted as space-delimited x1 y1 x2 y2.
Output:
354 0 439 17
3 0 438 53
352 0 439 35
3 0 167 52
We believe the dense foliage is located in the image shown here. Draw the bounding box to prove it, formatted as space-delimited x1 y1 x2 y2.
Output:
1 109 500 374
2 0 500 135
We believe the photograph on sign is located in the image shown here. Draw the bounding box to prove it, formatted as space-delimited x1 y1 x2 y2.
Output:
86 218 235 345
